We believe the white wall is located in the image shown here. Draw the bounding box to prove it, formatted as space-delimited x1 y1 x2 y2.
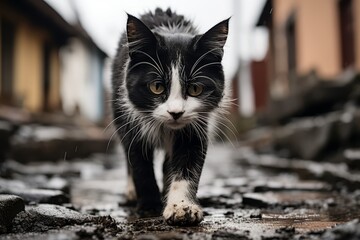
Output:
60 38 104 122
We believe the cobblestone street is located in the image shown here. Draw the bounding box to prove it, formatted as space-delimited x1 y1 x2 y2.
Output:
1 121 359 239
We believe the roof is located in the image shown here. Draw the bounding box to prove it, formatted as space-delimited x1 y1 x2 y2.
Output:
1 0 107 57
256 0 273 27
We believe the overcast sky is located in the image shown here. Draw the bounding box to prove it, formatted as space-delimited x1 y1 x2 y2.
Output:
46 0 267 81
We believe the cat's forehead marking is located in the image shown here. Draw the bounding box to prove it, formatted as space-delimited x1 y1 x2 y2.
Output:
166 63 185 113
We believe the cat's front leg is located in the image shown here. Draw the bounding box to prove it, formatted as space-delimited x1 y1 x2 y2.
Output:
163 179 204 225
163 134 207 225
125 142 162 216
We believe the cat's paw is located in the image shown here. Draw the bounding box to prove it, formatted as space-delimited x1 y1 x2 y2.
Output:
163 201 203 226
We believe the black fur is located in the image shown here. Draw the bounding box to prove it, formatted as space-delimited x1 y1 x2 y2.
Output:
111 8 229 225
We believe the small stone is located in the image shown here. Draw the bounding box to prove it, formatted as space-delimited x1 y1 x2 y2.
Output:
253 180 330 192
276 226 295 234
0 121 14 163
224 211 234 217
12 204 92 233
242 193 273 207
249 212 262 219
0 194 25 233
320 219 360 239
0 188 69 204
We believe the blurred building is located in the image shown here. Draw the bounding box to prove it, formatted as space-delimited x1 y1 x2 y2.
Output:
255 0 360 103
60 27 107 123
0 0 107 123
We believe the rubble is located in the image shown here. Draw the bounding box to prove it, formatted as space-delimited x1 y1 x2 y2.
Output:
0 195 25 233
317 219 360 240
0 189 69 205
273 109 360 160
263 73 360 124
0 104 359 239
11 204 92 233
3 160 80 178
11 124 112 162
0 121 16 163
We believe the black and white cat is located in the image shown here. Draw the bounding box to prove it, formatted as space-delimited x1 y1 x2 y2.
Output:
111 8 229 225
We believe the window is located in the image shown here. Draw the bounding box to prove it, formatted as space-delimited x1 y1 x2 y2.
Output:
339 0 355 69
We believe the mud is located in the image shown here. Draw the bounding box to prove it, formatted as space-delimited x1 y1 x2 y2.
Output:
1 144 360 239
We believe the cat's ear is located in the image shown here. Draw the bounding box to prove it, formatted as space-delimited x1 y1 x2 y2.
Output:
126 14 156 54
195 18 230 56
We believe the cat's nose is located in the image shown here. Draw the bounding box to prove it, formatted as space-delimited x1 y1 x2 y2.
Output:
168 111 184 120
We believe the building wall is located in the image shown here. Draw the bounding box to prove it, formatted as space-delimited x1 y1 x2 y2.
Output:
273 0 296 25
355 0 360 71
0 1 62 112
60 38 88 117
251 59 268 111
49 48 61 110
296 0 341 78
270 0 296 98
60 38 104 122
272 0 360 80
13 22 44 111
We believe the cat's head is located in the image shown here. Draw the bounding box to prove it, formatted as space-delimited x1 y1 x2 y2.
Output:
125 14 229 130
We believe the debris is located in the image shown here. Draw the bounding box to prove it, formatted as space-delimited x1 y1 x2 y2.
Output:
0 195 25 233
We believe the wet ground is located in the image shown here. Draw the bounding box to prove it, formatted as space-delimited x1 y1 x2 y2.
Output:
1 139 360 240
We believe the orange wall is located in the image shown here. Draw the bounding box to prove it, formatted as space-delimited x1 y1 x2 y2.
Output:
1 1 62 112
354 0 360 71
273 0 296 25
270 0 297 97
296 0 341 78
13 22 44 111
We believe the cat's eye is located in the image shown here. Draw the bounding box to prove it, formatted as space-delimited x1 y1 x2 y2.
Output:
149 81 165 95
187 84 203 97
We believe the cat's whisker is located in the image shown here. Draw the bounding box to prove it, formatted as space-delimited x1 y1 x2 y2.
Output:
103 115 122 133
132 50 164 74
127 125 144 166
103 110 135 133
106 117 140 152
119 120 145 144
189 48 222 76
141 117 160 157
196 103 239 140
197 116 236 149
155 50 165 73
211 118 238 141
190 121 207 157
128 61 163 76
148 71 163 79
190 75 218 86
191 62 222 78
198 117 226 145
145 120 158 155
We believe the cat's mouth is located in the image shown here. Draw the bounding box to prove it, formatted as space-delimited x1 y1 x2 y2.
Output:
165 120 188 130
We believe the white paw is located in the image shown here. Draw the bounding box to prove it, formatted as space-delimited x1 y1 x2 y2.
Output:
163 200 203 225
